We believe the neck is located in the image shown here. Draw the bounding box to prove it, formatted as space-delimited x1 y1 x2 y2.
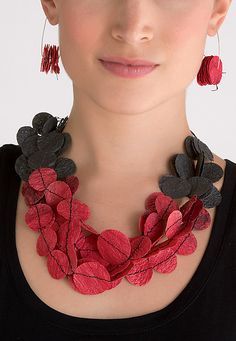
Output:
62 88 192 181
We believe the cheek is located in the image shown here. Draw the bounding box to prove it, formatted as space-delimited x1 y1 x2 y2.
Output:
162 10 211 83
58 8 102 75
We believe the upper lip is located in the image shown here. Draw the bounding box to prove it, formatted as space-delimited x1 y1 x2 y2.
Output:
99 56 158 66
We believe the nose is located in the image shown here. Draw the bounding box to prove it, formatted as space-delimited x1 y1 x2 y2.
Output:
111 2 154 45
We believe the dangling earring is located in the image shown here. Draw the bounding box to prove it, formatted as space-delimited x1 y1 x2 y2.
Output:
40 17 60 80
197 31 226 91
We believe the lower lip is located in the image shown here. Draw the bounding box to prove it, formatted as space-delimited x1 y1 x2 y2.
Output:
99 60 158 78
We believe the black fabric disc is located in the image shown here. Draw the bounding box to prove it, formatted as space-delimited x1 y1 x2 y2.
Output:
28 150 57 169
16 126 37 146
21 135 39 158
201 162 224 183
37 131 65 153
15 154 32 181
32 112 53 134
55 157 77 179
159 175 191 198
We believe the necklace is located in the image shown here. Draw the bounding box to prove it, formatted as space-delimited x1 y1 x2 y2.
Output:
15 112 224 295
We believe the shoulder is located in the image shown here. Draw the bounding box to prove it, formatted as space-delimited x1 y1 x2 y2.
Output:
0 144 21 165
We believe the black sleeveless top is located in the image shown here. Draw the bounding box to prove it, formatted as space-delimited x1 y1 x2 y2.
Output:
1 144 236 341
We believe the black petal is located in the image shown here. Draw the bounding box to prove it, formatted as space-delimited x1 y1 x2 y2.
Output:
37 131 65 153
32 112 53 134
21 135 39 158
195 152 205 176
201 162 224 183
16 126 37 146
184 136 198 159
15 154 32 181
159 175 191 198
174 154 195 179
188 176 213 197
42 116 58 135
55 158 77 179
28 150 57 169
57 133 72 156
192 136 214 161
199 186 222 208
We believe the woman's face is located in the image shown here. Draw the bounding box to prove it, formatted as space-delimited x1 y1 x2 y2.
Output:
45 0 221 113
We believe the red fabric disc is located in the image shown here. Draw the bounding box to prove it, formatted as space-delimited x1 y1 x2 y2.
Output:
72 261 112 295
126 258 153 286
109 260 134 281
129 235 152 259
97 229 131 265
175 232 197 255
165 210 183 239
143 212 164 243
45 181 72 206
22 181 45 206
25 203 55 231
148 248 177 273
29 168 57 191
65 175 80 194
36 227 57 256
79 234 110 267
193 207 211 230
57 198 90 221
47 249 70 279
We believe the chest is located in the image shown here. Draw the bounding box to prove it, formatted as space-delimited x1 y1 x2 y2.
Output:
14 179 218 320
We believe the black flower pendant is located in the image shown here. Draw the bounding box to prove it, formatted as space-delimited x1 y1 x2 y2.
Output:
159 134 224 208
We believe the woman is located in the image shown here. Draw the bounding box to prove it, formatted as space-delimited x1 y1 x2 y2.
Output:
0 0 235 340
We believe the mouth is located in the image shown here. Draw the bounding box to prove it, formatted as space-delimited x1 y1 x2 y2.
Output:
99 56 158 67
98 59 159 79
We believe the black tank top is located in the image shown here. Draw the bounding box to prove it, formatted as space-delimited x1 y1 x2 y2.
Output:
1 144 236 341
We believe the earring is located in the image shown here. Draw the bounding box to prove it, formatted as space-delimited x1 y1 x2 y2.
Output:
40 17 60 80
197 31 225 91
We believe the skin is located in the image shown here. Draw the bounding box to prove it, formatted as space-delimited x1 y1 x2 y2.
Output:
40 0 232 192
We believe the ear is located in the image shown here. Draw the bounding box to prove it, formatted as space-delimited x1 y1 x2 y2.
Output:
40 0 59 25
208 0 232 36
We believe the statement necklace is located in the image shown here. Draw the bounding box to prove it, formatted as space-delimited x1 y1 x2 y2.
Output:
15 112 224 295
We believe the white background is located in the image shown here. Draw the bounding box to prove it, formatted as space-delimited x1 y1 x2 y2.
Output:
0 1 235 161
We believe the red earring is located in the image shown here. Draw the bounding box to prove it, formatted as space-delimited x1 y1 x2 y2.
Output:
40 17 60 80
197 31 225 91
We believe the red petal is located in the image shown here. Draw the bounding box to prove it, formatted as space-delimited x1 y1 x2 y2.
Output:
176 232 197 255
22 182 44 206
72 261 111 294
165 210 183 239
29 168 57 191
80 222 99 235
97 229 131 265
143 212 164 243
130 235 152 259
193 207 211 230
45 181 72 206
144 192 159 212
25 203 55 231
65 175 79 194
75 233 86 250
47 249 70 279
126 258 153 286
36 227 57 256
79 234 109 267
57 198 90 221
67 241 78 274
148 248 177 273
138 211 149 234
109 260 134 281
155 192 179 223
